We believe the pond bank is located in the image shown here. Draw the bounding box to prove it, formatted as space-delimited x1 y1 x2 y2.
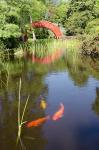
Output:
0 37 98 60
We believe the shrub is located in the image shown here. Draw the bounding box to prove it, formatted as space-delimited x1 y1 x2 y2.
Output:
82 34 99 57
85 19 99 34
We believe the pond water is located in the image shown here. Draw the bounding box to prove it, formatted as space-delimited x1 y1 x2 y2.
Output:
0 43 99 150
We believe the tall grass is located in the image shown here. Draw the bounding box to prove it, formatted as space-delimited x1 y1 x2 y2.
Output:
1 38 81 59
17 78 29 144
24 38 81 59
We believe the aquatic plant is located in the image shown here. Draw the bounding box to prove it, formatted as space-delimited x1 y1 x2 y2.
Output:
17 78 29 143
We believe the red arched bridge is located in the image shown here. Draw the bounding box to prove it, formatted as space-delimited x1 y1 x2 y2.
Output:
32 20 63 39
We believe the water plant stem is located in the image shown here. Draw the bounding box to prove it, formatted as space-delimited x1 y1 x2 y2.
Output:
17 78 29 144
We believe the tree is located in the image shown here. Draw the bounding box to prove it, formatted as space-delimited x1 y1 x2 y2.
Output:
45 1 69 25
64 0 98 35
0 0 46 48
0 1 20 39
85 18 99 34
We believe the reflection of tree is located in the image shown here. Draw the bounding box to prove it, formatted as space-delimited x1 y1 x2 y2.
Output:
67 63 88 86
0 60 48 150
63 54 89 86
63 54 99 87
92 87 99 115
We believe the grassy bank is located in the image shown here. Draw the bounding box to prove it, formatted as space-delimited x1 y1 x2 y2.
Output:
0 36 98 60
13 38 81 58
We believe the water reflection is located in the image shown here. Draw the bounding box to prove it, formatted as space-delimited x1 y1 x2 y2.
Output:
92 87 99 115
0 48 99 150
0 60 49 150
32 49 64 64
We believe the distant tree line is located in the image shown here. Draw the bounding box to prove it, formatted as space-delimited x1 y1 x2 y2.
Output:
0 0 99 49
47 0 99 35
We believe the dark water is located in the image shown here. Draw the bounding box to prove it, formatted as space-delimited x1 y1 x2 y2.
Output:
0 50 99 150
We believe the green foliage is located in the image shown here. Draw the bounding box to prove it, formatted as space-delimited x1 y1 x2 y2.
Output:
0 1 20 37
85 18 99 34
34 28 50 39
19 0 46 24
46 0 99 36
0 0 46 49
64 0 98 35
94 0 99 17
82 34 99 57
70 0 96 12
47 2 69 24
65 11 92 35
0 40 5 51
0 24 21 38
0 0 99 51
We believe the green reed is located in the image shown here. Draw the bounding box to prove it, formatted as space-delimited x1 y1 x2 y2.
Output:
17 78 29 144
2 38 81 59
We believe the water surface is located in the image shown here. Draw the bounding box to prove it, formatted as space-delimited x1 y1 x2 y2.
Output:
0 47 99 150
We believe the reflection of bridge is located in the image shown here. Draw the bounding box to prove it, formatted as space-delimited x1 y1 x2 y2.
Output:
32 20 63 39
32 49 64 64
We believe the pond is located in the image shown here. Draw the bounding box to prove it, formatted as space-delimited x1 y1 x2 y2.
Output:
0 41 99 150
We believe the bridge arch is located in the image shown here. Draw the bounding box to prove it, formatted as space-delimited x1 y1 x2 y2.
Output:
32 20 63 39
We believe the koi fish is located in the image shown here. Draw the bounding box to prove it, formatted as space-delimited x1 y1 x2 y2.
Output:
52 103 64 121
40 100 47 109
27 115 50 128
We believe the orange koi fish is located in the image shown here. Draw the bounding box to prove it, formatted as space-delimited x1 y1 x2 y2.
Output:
52 103 64 121
27 115 50 128
40 100 47 110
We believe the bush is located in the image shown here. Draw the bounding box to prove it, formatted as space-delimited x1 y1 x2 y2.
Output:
82 34 99 57
65 11 92 35
0 40 5 51
85 19 99 34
